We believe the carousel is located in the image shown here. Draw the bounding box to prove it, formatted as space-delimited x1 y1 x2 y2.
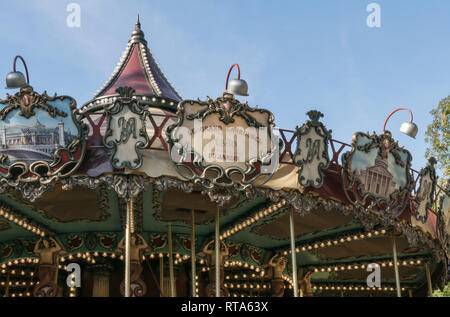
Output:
0 17 448 298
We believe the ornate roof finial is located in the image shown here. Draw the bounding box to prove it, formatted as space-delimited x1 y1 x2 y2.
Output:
131 14 146 44
136 14 141 30
90 15 181 103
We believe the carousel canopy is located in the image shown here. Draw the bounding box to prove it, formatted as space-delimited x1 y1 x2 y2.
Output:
0 17 448 298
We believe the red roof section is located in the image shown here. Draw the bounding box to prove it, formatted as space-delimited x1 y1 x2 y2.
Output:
103 45 155 96
94 17 181 102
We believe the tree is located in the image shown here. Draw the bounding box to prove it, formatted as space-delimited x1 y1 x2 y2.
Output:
425 96 450 179
432 283 450 297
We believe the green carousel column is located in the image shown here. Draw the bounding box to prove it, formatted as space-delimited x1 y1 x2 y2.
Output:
289 208 298 297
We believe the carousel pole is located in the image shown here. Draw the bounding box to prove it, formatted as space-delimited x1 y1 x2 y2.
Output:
124 198 133 297
159 256 164 297
168 223 175 297
191 209 196 297
5 271 10 297
289 208 298 297
424 263 433 297
391 235 401 297
215 206 220 297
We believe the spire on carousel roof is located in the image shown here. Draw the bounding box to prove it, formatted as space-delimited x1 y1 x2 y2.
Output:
92 15 181 106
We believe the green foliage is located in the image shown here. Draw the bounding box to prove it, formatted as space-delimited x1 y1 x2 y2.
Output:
425 96 450 178
432 282 450 297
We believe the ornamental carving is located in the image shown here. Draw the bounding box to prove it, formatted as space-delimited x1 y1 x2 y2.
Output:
293 110 331 188
437 181 450 251
0 86 87 186
0 86 67 120
103 87 149 169
414 157 437 223
167 93 279 191
341 131 413 215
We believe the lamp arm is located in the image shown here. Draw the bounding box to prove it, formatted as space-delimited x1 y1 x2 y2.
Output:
225 64 241 90
13 55 30 84
382 107 413 133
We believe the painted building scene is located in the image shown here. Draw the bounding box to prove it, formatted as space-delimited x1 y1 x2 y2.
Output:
0 115 77 162
0 1 448 302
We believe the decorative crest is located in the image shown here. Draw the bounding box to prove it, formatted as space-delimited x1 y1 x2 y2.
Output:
341 131 413 215
414 157 438 223
306 110 324 122
103 87 149 170
0 87 86 186
167 93 278 190
293 110 331 188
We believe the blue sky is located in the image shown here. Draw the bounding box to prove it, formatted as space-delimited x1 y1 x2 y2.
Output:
0 0 449 176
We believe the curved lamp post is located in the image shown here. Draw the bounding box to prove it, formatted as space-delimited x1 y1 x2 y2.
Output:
382 107 418 138
5 55 30 89
383 107 418 297
225 64 249 96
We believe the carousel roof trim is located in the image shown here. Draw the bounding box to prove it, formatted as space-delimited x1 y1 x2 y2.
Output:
93 16 182 103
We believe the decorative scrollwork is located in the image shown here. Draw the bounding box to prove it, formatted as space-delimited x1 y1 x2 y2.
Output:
414 157 438 223
0 86 87 189
293 110 331 188
103 87 149 170
167 92 278 192
341 131 413 216
0 86 67 120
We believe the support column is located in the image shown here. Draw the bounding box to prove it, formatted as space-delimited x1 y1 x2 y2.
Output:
168 223 175 297
159 256 165 297
91 264 113 297
124 198 133 297
289 209 298 297
215 206 220 297
392 236 401 297
191 209 196 297
425 263 433 297
5 271 10 297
